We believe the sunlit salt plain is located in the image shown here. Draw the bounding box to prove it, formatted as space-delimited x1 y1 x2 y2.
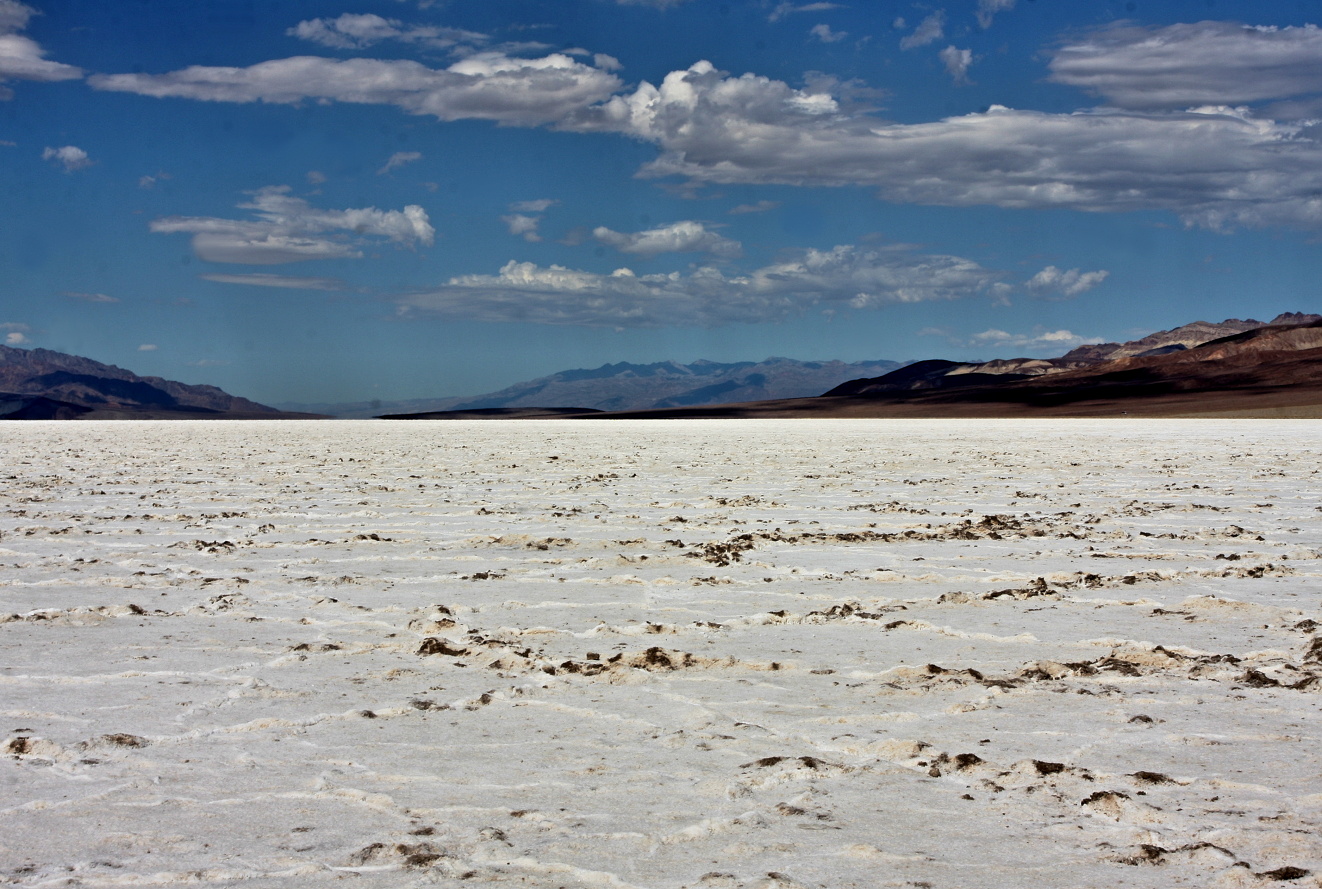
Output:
2 419 1321 889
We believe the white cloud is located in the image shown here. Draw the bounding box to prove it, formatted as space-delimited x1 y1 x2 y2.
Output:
2 321 30 345
187 358 230 367
502 213 542 242
0 1 31 32
1049 22 1322 111
510 198 557 213
396 242 1000 327
975 0 1014 29
306 170 327 186
970 327 1103 352
593 220 742 258
0 1 82 99
200 273 346 290
729 200 781 214
1025 266 1109 298
503 200 559 242
151 185 434 265
42 144 91 171
137 343 157 351
377 150 422 175
770 3 845 23
900 11 945 50
64 291 119 303
288 14 487 51
137 171 171 190
810 24 847 44
87 29 1322 234
90 52 622 128
580 62 1322 231
939 46 973 84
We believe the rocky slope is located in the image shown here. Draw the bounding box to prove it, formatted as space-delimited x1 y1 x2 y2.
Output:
826 313 1320 397
0 345 311 419
579 317 1322 419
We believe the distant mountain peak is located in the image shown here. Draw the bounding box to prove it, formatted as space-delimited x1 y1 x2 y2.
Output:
289 355 903 418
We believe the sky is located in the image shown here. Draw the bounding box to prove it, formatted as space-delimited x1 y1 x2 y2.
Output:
3 0 1322 406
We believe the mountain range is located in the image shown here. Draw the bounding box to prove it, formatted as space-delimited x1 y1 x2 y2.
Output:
0 346 316 419
4 311 1318 420
585 313 1322 419
279 357 902 418
825 312 1320 396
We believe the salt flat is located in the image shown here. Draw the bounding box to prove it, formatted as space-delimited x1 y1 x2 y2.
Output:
1 419 1320 888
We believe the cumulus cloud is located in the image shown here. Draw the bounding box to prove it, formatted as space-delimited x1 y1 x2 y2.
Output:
137 343 157 351
288 13 487 51
729 200 781 214
0 1 82 99
2 321 30 345
377 150 422 175
1025 266 1109 298
42 144 90 171
64 291 119 303
770 3 845 23
396 242 1000 327
1049 22 1322 111
87 29 1322 233
593 220 742 258
810 24 847 44
90 52 622 128
970 327 1103 352
578 61 1322 231
976 0 1014 29
900 11 945 50
151 185 433 265
939 46 973 84
502 213 543 242
200 273 346 290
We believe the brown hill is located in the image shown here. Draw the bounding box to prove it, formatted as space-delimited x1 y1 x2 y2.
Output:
827 312 1321 397
0 346 322 419
582 319 1322 419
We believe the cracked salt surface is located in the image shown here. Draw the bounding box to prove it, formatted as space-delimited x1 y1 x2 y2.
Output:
1 418 1320 888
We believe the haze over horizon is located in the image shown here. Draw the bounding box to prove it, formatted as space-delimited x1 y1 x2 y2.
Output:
4 0 1322 404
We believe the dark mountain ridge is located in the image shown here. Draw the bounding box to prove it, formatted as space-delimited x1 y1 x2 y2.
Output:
0 345 317 419
826 313 1320 397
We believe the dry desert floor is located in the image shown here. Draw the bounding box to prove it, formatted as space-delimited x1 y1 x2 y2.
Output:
2 419 1321 888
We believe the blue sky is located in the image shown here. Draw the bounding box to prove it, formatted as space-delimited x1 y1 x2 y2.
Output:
3 0 1321 405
